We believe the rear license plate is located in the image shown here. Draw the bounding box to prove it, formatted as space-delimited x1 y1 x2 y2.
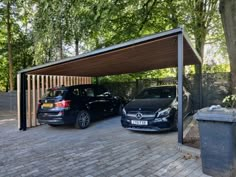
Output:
131 120 148 125
42 103 53 108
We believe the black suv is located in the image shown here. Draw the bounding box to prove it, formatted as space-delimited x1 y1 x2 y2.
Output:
37 84 124 129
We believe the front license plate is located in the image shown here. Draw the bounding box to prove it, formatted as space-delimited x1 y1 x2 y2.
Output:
42 103 53 108
131 120 148 125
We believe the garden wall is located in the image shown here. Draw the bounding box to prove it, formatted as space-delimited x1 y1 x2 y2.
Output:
102 72 231 110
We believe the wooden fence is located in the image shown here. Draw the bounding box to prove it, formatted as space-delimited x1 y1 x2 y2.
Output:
17 74 91 128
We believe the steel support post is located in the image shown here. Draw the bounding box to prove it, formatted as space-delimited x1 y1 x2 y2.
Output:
177 33 184 144
19 73 27 131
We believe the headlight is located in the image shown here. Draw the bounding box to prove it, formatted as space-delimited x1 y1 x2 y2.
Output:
122 108 127 115
156 108 171 118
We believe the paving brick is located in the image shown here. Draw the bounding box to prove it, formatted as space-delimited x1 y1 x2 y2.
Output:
0 116 211 177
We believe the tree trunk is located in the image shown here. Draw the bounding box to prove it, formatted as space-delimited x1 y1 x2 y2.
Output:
220 0 236 94
7 1 14 91
59 38 63 60
59 29 63 60
75 38 79 55
194 29 205 109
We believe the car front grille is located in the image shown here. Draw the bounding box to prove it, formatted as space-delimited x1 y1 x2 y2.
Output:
127 111 155 115
126 111 156 120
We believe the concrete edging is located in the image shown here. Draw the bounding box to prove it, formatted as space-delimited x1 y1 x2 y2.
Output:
177 143 200 156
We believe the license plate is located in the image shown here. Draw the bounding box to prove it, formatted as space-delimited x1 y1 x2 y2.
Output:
42 103 53 108
131 120 148 125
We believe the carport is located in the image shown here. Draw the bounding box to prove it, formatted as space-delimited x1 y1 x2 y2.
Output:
17 27 202 144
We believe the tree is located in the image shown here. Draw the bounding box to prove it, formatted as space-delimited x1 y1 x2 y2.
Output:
6 1 13 91
0 0 34 91
219 0 236 93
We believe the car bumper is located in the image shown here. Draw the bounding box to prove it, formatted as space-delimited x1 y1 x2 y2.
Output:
121 117 174 132
37 112 65 125
38 119 64 125
126 127 172 132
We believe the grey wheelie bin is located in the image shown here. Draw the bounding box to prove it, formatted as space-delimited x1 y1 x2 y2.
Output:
194 107 236 177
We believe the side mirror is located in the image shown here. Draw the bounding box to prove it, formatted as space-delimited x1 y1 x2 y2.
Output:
184 95 187 101
104 92 112 97
176 95 187 102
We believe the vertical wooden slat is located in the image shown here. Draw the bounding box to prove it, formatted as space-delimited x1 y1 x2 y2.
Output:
60 76 63 86
17 74 21 129
56 76 58 86
32 75 36 127
45 75 49 90
50 75 53 88
69 76 72 86
53 76 57 87
27 75 31 128
57 76 60 86
37 75 40 101
88 77 92 84
41 75 45 96
76 77 79 85
64 76 67 86
80 77 83 84
66 76 69 86
70 76 73 85
79 77 82 84
68 76 71 86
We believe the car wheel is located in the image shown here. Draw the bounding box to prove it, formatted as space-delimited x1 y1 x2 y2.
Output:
172 112 178 131
48 124 60 127
116 103 124 115
75 110 91 129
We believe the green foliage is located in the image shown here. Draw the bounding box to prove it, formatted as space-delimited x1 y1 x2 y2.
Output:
0 58 8 91
222 95 236 108
203 64 230 73
100 68 177 83
0 0 230 91
0 0 34 91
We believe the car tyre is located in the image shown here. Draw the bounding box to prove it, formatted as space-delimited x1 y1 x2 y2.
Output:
116 103 124 115
48 124 60 127
75 110 91 129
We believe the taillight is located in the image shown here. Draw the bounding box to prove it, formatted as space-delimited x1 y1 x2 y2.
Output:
38 100 42 108
55 100 71 108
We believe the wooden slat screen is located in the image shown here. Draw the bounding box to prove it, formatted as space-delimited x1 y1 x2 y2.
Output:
22 75 91 128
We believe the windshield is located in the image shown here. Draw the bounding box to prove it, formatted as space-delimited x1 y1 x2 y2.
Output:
136 87 176 99
43 89 67 98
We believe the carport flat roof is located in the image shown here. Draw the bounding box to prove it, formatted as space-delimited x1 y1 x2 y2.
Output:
20 28 201 77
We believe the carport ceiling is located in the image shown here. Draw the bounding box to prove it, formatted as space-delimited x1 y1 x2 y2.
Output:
23 28 201 77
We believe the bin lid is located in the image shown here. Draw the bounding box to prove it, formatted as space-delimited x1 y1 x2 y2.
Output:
194 106 236 122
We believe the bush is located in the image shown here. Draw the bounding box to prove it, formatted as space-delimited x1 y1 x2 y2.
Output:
222 95 236 108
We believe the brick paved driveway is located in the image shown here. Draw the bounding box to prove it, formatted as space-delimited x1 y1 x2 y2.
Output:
0 116 210 177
